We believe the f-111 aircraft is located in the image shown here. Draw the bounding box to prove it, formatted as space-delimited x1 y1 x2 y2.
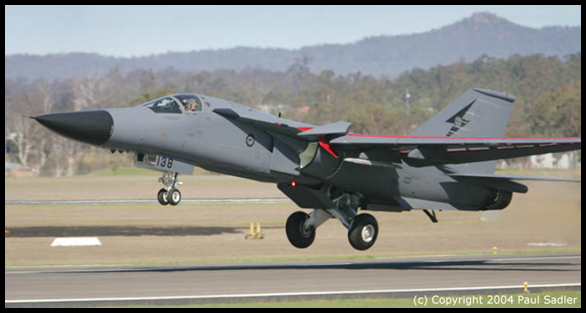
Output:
34 89 581 251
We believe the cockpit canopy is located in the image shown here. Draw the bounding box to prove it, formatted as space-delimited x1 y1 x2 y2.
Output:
142 94 204 114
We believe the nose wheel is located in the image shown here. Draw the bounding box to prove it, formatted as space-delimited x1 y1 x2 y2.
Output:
157 172 183 206
158 188 182 206
166 188 182 206
157 188 169 206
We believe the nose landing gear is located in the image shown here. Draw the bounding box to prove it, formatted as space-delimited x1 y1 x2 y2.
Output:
157 172 183 206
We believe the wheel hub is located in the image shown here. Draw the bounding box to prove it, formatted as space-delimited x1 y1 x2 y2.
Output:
362 225 375 243
300 224 313 239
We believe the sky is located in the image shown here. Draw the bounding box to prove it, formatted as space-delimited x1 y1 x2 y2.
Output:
5 5 582 58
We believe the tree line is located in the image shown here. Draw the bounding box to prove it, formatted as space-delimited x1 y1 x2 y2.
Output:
5 53 581 177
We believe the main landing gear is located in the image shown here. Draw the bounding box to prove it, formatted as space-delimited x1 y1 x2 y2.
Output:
285 187 379 251
157 172 183 206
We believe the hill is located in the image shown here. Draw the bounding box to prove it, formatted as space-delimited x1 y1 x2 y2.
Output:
5 13 581 81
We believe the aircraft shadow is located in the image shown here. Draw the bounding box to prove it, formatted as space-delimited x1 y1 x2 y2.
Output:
60 259 580 275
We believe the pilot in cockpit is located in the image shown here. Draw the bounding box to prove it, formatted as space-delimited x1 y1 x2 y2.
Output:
180 97 202 113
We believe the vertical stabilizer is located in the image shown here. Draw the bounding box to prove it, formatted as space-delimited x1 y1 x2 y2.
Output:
410 89 515 173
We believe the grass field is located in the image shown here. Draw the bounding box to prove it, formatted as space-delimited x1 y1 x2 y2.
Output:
5 169 581 267
119 292 581 308
5 174 283 201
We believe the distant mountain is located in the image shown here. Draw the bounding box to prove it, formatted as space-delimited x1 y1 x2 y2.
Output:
5 13 581 81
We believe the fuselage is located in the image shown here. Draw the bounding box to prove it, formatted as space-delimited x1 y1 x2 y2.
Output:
106 94 497 210
36 93 500 211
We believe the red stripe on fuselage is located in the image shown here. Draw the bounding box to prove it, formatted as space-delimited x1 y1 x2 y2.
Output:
346 133 581 141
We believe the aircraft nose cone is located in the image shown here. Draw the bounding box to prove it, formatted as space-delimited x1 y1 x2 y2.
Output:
34 110 114 146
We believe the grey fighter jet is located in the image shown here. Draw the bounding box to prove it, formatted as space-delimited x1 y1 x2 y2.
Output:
34 89 581 251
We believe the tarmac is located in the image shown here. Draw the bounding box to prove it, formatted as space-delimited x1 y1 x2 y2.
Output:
5 253 581 308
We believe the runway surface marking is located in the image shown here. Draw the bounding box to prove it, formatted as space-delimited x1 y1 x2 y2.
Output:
4 283 582 305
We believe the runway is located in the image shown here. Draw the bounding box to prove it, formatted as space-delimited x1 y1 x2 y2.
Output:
5 253 581 307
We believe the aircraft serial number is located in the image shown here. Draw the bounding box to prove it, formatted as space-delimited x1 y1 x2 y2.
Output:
156 156 174 169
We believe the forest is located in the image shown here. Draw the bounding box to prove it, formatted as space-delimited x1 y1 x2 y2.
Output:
4 53 581 177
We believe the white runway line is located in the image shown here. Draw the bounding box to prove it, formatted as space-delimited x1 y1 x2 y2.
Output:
5 283 582 305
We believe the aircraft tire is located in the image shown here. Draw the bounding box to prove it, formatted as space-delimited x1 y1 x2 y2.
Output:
286 211 315 249
348 214 379 251
167 188 182 206
157 188 169 206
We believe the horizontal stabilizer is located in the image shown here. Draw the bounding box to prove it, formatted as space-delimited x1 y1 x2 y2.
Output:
448 173 581 184
393 196 479 212
446 173 581 194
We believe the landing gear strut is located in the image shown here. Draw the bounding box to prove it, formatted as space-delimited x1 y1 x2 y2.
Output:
285 186 380 251
157 172 182 206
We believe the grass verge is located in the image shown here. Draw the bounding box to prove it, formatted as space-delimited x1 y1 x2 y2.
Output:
114 291 581 308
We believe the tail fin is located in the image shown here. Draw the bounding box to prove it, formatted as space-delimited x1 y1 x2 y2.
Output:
410 88 515 173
